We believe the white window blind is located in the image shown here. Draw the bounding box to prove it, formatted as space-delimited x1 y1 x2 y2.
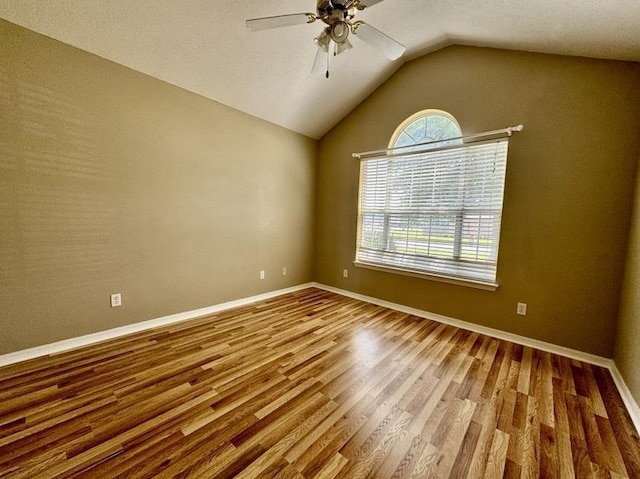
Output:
356 138 509 284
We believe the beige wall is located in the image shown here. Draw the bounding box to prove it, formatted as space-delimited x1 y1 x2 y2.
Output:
0 20 317 354
316 45 640 357
616 150 640 403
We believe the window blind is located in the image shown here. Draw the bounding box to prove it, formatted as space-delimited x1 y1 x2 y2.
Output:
356 138 509 284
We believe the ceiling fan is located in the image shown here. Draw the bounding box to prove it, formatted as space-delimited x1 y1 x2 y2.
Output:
246 0 406 78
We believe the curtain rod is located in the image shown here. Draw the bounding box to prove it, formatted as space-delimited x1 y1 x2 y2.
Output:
352 124 523 160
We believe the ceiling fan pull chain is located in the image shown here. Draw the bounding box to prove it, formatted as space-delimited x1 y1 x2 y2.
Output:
326 44 331 78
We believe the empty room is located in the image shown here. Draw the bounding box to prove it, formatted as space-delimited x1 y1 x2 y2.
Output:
1 1 639 478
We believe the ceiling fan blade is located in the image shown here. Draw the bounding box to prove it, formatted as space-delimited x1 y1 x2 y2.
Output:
246 13 315 31
357 0 385 8
352 22 406 60
311 47 326 75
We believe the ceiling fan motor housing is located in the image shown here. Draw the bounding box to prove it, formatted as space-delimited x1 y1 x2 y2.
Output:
317 0 356 24
317 0 356 45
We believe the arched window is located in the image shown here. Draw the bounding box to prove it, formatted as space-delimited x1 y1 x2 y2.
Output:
390 109 461 150
355 110 509 288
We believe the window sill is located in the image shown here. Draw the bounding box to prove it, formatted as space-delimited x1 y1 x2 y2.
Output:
353 261 499 291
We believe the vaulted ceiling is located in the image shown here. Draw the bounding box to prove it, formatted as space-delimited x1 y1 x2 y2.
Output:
1 0 639 139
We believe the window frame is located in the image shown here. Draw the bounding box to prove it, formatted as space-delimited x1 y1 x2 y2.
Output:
354 110 508 291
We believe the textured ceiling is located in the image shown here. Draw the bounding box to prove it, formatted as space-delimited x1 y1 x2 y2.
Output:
1 0 639 139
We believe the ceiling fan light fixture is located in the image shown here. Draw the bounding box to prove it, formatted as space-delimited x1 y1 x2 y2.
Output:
314 29 331 52
330 21 350 43
336 38 353 55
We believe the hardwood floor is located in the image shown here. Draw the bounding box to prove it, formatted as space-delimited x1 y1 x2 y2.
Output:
0 287 639 478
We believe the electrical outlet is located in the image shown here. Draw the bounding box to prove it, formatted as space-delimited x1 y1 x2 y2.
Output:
517 302 527 316
259 270 265 280
282 267 287 276
110 293 122 308
343 269 349 278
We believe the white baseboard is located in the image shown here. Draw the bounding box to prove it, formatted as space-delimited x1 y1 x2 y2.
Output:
312 282 640 435
608 364 640 436
0 283 314 368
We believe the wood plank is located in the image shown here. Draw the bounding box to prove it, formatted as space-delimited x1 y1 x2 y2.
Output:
425 398 476 478
483 428 509 479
